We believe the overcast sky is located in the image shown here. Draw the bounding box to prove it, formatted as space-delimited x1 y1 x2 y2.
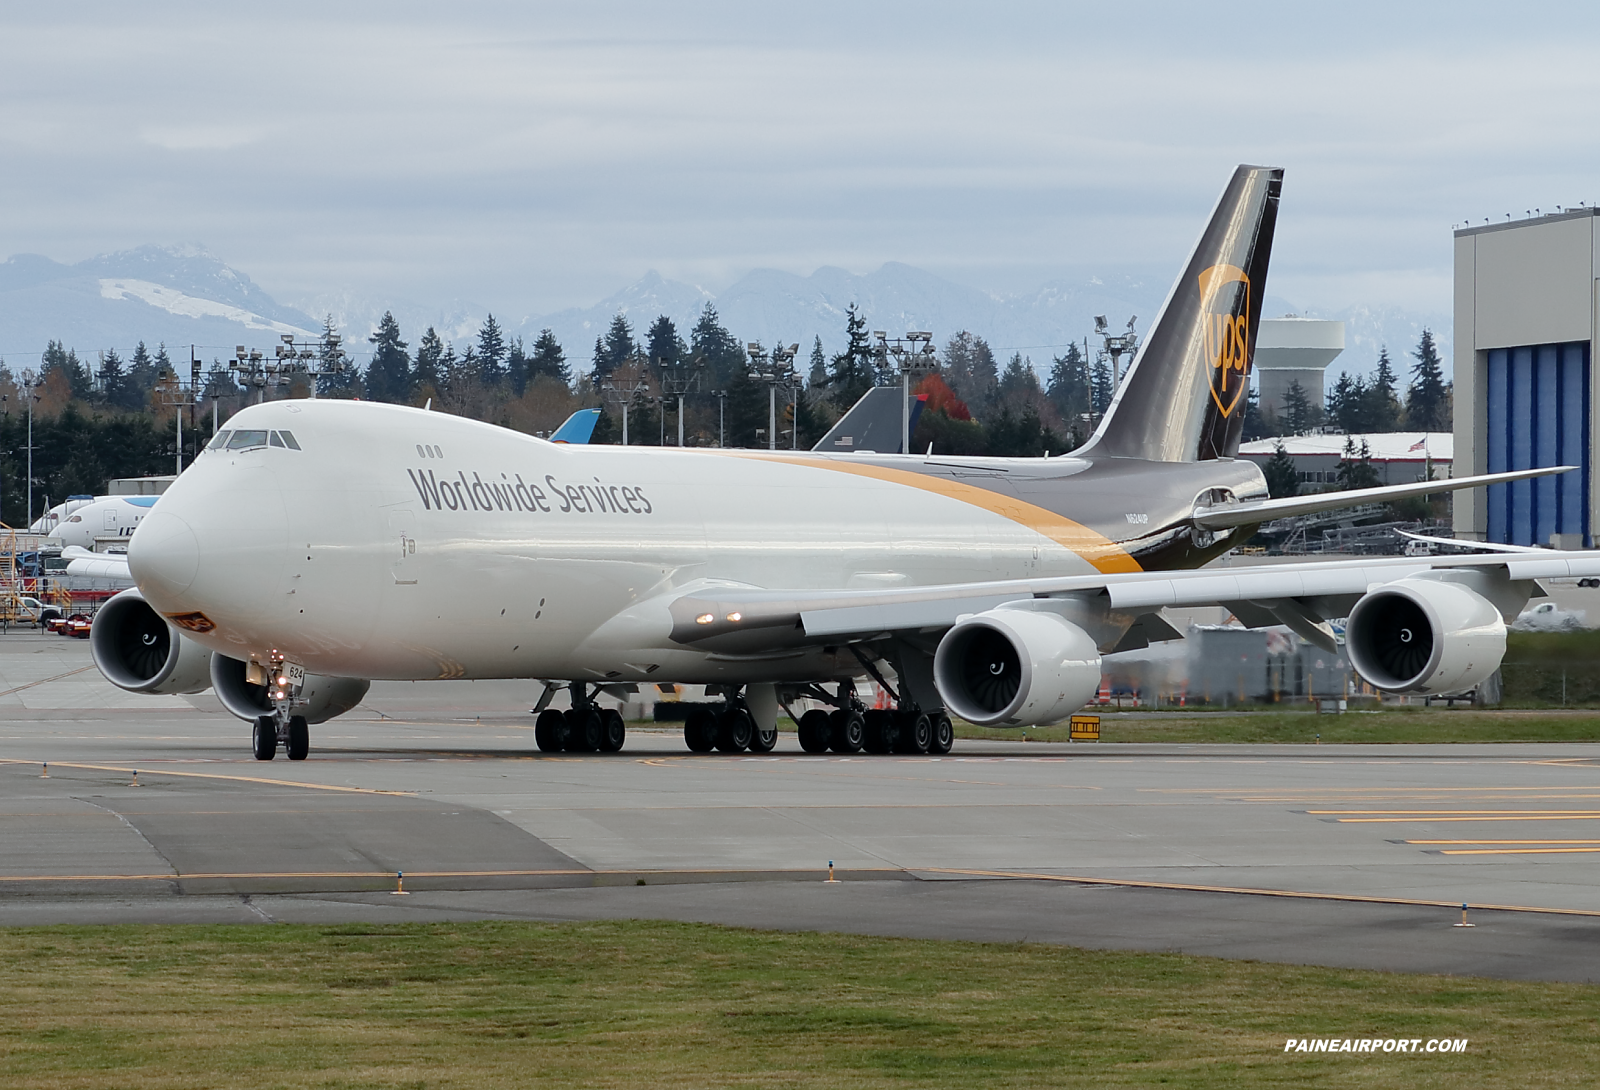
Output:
3 2 1598 320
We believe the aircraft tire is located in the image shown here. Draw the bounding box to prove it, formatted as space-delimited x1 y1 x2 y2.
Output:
829 710 865 753
929 713 954 754
251 716 277 761
749 719 777 752
599 709 627 752
862 710 894 754
897 712 932 754
286 716 310 761
797 709 832 753
534 709 567 752
684 707 718 752
566 708 602 752
715 706 754 752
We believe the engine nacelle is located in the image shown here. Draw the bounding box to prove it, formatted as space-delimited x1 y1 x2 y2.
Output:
1345 577 1506 695
210 653 370 725
89 588 213 694
933 608 1102 726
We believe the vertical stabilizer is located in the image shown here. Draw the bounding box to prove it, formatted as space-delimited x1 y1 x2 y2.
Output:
1078 165 1282 462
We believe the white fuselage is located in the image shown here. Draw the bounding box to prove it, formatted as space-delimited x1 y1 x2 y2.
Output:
129 400 1108 685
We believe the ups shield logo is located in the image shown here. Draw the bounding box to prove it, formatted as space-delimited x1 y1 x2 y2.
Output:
1199 264 1251 417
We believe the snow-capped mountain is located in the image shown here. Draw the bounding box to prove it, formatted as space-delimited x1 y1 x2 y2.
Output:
0 245 321 364
0 243 1450 382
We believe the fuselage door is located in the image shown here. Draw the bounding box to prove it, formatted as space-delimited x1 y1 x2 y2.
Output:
386 508 417 585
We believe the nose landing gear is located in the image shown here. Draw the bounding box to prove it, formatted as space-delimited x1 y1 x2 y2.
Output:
251 711 310 761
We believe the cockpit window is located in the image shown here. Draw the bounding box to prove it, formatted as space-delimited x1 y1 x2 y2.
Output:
207 431 232 450
269 431 286 448
227 430 269 450
278 430 301 450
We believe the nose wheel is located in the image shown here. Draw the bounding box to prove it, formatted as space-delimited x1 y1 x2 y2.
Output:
252 713 310 760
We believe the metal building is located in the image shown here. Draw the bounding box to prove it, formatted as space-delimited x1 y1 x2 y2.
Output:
1454 209 1599 546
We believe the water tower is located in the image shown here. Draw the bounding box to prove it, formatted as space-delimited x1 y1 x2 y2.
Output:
1254 317 1344 418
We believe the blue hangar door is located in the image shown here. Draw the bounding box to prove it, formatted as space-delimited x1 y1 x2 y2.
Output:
1485 342 1591 546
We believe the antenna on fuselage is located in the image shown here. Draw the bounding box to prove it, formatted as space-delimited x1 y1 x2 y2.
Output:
424 398 432 411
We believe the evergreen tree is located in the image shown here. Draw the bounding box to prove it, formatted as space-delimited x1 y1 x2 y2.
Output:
807 336 827 388
317 315 357 397
1326 371 1368 433
1046 342 1091 428
414 327 446 398
98 348 127 409
646 315 687 374
1240 385 1268 442
592 313 636 383
998 353 1040 400
1090 354 1114 416
1366 348 1402 431
527 329 570 386
476 314 507 388
1335 436 1382 491
723 360 769 447
941 331 998 420
41 340 93 400
1283 379 1315 435
689 303 746 389
365 311 412 404
1263 440 1299 498
125 342 158 412
506 336 529 396
827 303 877 410
1406 329 1450 431
985 406 1063 457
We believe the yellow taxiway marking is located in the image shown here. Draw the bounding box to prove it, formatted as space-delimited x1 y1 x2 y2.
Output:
0 867 844 884
1328 814 1600 823
1405 839 1600 845
0 759 413 796
1308 809 1600 816
1436 847 1600 855
0 665 95 698
921 868 1600 918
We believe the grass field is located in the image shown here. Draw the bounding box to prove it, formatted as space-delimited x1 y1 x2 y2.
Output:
2 920 1596 1088
955 708 1600 745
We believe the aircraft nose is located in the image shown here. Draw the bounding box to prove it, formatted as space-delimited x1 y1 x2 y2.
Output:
128 510 201 599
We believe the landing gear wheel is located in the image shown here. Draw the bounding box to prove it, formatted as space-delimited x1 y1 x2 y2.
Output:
251 716 277 761
715 705 755 752
896 712 931 754
535 708 568 752
599 708 627 752
829 710 865 753
565 707 603 752
748 718 777 753
929 713 954 754
684 707 717 752
286 715 310 761
797 709 832 754
862 709 895 754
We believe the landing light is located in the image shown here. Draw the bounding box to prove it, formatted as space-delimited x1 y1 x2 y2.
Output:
726 612 742 623
695 613 714 625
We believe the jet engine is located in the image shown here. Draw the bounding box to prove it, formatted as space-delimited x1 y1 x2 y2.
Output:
933 607 1102 726
210 653 370 725
1345 577 1506 695
89 588 213 695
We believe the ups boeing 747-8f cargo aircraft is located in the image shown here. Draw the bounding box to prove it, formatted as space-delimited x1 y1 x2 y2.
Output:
90 166 1589 761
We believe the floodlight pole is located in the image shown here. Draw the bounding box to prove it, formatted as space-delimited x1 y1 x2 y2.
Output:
21 369 38 528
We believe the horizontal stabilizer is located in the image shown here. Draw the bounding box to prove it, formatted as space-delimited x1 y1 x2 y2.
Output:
1192 466 1575 529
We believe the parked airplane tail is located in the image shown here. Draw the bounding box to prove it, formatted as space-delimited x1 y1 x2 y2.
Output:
1078 165 1282 463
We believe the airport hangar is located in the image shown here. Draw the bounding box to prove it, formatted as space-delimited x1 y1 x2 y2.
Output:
1454 207 1600 547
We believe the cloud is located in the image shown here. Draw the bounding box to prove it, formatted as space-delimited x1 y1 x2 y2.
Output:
2 2 1599 318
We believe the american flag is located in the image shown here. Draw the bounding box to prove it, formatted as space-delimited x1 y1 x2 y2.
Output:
1409 437 1427 452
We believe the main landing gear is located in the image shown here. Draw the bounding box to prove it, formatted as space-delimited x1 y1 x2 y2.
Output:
252 712 310 761
534 682 627 754
680 690 777 754
795 700 952 755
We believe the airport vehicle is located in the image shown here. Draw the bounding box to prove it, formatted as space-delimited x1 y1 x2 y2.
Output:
88 165 1596 761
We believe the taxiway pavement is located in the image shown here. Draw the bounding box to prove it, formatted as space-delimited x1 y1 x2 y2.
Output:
6 630 1600 982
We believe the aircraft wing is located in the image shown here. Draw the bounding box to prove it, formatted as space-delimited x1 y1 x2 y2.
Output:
1192 466 1572 529
666 548 1600 653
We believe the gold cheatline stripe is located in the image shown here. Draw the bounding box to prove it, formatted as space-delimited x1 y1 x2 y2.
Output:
733 452 1142 575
